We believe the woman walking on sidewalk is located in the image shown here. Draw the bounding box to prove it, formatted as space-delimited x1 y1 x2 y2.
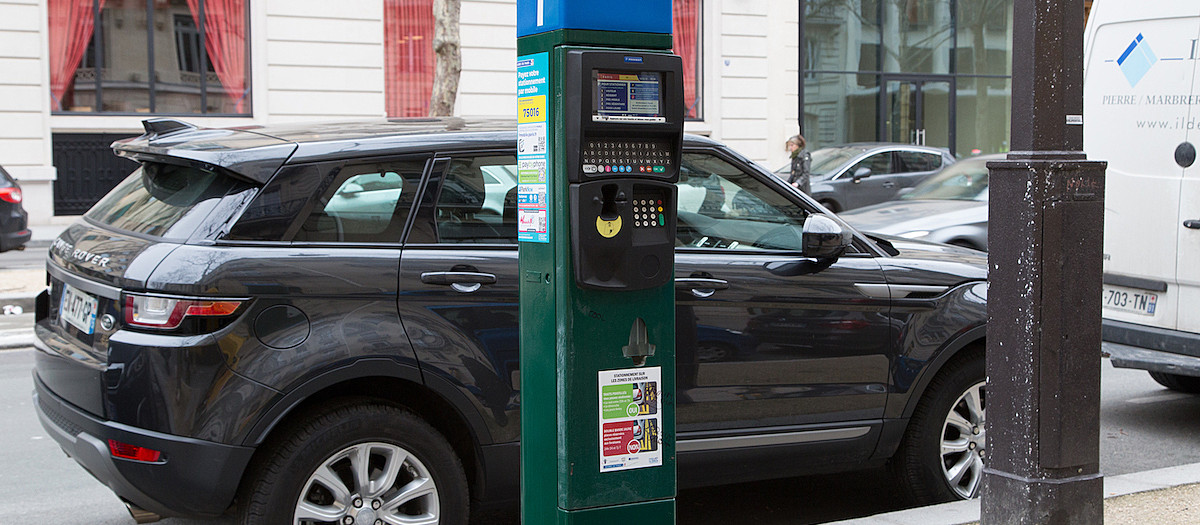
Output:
786 134 811 195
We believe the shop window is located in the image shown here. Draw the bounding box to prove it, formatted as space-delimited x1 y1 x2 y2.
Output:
48 0 250 115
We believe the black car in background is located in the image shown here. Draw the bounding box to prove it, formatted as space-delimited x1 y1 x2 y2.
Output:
33 119 988 524
0 164 31 252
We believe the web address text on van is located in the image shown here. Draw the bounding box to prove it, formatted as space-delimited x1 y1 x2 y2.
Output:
1136 118 1200 130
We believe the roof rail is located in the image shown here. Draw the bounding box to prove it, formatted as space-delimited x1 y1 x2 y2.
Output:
141 118 197 136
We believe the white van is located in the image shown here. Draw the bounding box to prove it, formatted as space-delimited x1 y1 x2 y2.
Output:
1084 1 1200 392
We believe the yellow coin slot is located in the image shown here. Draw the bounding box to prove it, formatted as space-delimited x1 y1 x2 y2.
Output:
596 215 622 238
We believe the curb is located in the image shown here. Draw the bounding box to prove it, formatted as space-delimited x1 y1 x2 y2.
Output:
0 330 33 350
0 293 38 350
826 462 1200 524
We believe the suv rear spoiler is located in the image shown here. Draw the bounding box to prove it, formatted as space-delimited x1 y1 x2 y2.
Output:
111 119 298 184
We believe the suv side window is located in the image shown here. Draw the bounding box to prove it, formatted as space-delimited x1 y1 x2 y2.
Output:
293 161 422 243
896 151 942 172
226 157 426 242
433 155 519 244
676 152 811 251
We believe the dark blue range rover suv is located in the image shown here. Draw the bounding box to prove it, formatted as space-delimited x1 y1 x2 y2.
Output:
33 118 988 525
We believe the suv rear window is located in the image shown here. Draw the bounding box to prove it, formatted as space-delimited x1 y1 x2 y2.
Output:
86 162 245 239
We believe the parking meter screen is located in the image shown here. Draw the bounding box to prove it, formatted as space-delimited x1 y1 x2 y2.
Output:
593 70 665 123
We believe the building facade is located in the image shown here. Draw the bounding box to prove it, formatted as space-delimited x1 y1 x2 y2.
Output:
1 0 1015 223
802 0 1015 156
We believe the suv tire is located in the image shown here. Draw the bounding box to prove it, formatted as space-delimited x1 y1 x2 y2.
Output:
1148 371 1200 393
238 401 468 525
891 348 986 504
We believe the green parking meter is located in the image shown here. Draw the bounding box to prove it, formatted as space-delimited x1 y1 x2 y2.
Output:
516 1 683 523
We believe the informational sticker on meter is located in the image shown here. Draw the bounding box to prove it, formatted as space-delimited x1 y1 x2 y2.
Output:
517 124 547 158
517 53 550 244
599 367 663 472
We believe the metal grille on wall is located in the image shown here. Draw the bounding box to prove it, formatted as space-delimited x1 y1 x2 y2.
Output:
51 133 139 215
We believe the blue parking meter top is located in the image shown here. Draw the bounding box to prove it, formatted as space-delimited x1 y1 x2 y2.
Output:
517 0 673 38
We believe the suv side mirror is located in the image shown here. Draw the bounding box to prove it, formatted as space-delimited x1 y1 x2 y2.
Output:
852 166 872 183
803 214 852 260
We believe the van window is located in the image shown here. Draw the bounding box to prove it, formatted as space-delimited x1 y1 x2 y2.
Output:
86 162 244 239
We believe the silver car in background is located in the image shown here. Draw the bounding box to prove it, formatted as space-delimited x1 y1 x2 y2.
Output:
837 153 999 252
777 143 954 212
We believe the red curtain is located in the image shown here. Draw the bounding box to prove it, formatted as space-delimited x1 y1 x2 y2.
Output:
186 0 248 113
48 0 106 111
673 0 701 119
384 0 435 117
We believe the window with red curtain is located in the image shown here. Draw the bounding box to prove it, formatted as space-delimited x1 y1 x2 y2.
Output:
186 0 248 113
384 0 435 118
48 0 249 115
673 0 702 119
48 0 105 111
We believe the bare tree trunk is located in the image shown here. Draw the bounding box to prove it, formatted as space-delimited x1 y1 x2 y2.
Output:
430 0 461 116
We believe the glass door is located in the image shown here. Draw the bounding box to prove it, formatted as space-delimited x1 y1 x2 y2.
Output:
882 76 954 154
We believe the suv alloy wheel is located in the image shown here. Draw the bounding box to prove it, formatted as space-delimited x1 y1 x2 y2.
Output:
238 402 469 525
891 347 986 504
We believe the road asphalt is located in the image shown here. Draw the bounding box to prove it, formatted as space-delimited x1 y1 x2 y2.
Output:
3 221 1198 524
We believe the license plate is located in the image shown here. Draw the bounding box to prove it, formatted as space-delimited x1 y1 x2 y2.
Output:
1102 285 1158 316
60 283 98 335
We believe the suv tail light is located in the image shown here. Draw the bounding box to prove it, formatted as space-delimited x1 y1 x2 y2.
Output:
0 187 21 203
123 293 245 330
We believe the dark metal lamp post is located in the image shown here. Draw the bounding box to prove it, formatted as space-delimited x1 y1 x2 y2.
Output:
982 0 1107 522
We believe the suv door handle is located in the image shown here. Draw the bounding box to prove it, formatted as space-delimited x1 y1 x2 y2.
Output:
421 271 497 293
882 180 896 188
675 277 729 298
1185 220 1200 230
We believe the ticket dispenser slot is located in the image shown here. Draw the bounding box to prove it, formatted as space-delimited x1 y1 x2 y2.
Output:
571 180 677 289
564 48 683 290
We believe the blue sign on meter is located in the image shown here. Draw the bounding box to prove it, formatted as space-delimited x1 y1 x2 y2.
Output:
517 52 551 243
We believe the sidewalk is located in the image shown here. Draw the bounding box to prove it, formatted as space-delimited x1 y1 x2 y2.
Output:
0 220 66 349
0 265 43 349
829 463 1200 524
